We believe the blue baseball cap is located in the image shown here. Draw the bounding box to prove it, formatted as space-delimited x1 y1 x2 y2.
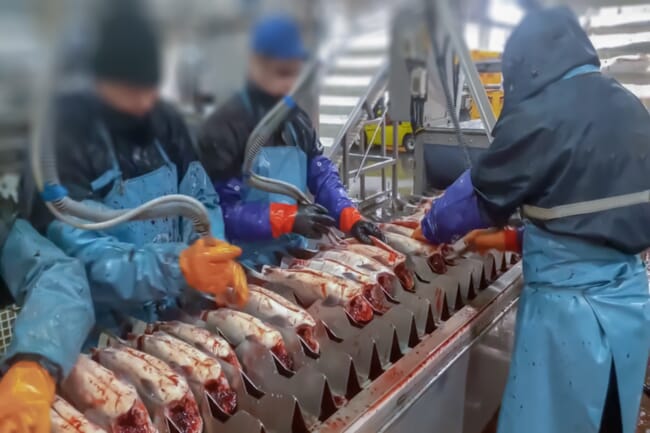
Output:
251 15 308 60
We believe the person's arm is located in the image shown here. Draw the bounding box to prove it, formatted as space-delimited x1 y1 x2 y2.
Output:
420 108 553 244
216 177 296 242
1 219 94 380
47 206 187 307
462 227 524 254
307 155 362 232
298 110 383 243
198 110 296 243
294 109 361 232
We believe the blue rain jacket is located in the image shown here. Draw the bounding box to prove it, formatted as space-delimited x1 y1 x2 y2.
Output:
1 219 94 379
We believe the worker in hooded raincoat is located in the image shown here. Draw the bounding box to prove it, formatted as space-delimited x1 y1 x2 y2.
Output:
0 165 94 432
197 15 384 267
25 0 247 340
416 7 650 433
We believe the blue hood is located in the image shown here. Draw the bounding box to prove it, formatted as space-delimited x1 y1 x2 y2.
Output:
500 6 599 116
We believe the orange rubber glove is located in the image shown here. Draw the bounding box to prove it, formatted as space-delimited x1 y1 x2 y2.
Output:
463 228 521 254
180 237 249 307
339 207 363 233
0 361 56 433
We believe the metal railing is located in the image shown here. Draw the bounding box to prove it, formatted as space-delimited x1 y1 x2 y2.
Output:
325 63 402 211
0 304 19 355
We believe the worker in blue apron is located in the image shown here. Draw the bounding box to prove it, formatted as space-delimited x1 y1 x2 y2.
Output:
0 202 94 433
25 0 246 340
417 7 650 433
197 15 384 267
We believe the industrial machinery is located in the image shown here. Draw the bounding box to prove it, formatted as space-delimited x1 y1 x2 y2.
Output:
138 247 521 433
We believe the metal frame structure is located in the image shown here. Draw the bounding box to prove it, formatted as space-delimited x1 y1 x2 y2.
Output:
0 304 19 355
314 264 522 432
327 63 404 212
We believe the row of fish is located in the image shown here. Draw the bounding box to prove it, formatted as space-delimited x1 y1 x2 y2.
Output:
52 199 456 433
253 220 451 325
52 294 319 433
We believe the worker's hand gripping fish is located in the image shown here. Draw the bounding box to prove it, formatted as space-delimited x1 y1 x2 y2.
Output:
380 231 448 274
180 237 250 307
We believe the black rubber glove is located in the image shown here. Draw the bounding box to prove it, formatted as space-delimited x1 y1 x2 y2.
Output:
350 220 385 245
293 204 336 239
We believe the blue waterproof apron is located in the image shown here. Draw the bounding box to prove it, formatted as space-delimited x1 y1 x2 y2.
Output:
237 90 308 267
498 64 650 433
89 125 184 327
497 224 650 433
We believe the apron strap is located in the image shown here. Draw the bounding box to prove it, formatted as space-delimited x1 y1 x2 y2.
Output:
522 190 650 221
153 140 173 166
287 122 299 147
91 123 122 192
239 89 256 119
562 64 600 80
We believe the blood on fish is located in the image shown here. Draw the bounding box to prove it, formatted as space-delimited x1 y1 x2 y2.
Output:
428 254 447 274
223 353 241 370
377 274 392 291
395 264 415 290
204 378 238 415
297 325 319 353
68 417 83 430
114 403 153 433
348 297 374 324
167 395 202 433
271 342 294 371
363 286 390 313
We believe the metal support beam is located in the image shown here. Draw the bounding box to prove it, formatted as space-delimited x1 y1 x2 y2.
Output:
392 120 400 205
348 157 398 178
434 0 497 136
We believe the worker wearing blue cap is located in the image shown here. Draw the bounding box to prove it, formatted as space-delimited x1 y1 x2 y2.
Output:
198 15 384 267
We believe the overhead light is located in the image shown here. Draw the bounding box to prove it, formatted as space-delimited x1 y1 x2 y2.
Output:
489 1 523 26
325 75 373 87
588 5 650 28
590 32 650 49
335 56 384 68
319 114 348 125
320 96 360 107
